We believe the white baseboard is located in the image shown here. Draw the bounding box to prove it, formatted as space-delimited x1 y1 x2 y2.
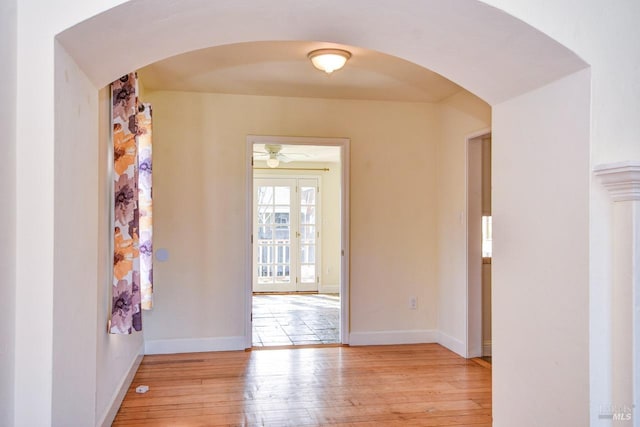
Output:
98 343 144 427
145 335 247 355
318 283 340 294
438 331 466 357
349 329 438 346
483 340 492 356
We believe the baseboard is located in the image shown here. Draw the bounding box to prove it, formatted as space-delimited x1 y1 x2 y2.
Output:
437 331 466 357
98 343 144 427
483 340 492 356
145 335 247 355
318 283 340 294
349 329 438 346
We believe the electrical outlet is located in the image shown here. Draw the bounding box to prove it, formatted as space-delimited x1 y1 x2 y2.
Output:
409 296 417 310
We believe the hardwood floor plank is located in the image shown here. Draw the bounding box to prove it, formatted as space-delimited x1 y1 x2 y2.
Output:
113 344 491 426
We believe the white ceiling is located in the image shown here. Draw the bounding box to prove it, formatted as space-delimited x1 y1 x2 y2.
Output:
138 41 463 103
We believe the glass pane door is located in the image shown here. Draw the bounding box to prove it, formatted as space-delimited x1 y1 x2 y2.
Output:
253 179 297 292
297 179 319 291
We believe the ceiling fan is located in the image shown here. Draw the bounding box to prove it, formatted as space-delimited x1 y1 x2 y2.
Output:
253 144 309 168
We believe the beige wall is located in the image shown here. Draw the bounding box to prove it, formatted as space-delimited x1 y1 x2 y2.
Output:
436 90 492 352
142 90 442 343
254 161 342 291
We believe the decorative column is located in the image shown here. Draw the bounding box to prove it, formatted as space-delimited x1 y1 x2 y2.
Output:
595 161 640 425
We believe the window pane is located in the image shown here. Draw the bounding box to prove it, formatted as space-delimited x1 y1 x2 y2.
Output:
301 225 315 243
257 186 273 205
274 226 290 240
274 186 290 205
300 207 315 225
276 245 291 264
301 245 315 263
301 265 315 283
482 215 492 257
274 210 290 225
258 245 273 264
258 226 272 241
301 187 316 205
258 211 273 225
275 265 290 283
258 265 273 283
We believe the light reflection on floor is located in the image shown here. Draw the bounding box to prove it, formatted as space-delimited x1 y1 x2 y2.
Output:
252 294 340 347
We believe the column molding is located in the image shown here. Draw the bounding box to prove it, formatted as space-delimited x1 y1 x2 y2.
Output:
594 161 640 202
595 161 640 426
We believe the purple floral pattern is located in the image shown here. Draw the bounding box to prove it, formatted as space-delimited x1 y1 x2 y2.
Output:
109 73 153 334
137 103 154 310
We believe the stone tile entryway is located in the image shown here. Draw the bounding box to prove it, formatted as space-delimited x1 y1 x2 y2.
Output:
252 294 340 347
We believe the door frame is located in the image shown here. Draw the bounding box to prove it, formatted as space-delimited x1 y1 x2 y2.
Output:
465 128 491 358
245 135 350 348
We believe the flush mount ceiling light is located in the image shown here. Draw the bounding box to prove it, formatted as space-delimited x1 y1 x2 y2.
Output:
308 49 351 74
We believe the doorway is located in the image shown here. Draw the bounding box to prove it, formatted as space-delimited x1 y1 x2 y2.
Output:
246 135 350 348
467 131 492 359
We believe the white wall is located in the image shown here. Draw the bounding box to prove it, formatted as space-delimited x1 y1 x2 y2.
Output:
52 42 101 426
254 161 342 291
492 69 590 427
436 91 491 353
0 0 17 425
15 2 128 425
142 91 440 348
485 0 640 164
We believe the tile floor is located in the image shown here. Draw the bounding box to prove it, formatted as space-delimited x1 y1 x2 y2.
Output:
252 293 340 347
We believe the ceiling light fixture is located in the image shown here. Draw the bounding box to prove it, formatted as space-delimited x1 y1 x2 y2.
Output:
266 153 280 168
308 49 351 74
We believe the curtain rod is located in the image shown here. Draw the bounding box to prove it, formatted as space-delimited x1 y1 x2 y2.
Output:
253 167 330 172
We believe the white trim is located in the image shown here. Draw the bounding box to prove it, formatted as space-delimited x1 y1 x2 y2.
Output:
594 161 640 202
97 343 144 427
246 135 350 347
595 161 640 425
318 283 340 294
438 331 467 357
144 336 246 355
349 330 438 346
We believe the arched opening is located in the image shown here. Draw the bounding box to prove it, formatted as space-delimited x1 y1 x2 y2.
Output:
42 1 592 425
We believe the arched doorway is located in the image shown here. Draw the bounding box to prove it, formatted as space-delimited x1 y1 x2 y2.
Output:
38 1 592 426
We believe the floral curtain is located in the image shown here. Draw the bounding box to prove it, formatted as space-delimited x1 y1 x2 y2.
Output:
109 73 153 334
137 103 154 310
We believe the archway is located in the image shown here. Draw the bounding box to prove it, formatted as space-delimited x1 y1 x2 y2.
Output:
44 1 592 426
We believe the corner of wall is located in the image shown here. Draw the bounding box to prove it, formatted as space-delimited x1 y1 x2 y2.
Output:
0 0 17 424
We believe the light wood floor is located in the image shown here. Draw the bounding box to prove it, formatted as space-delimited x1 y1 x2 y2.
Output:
113 344 492 426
